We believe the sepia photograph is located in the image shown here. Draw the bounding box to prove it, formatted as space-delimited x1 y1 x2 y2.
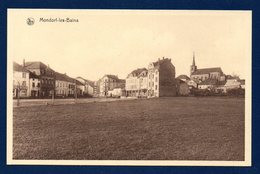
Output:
7 9 251 166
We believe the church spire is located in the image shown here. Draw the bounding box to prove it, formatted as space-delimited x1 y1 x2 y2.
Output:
192 52 196 66
190 52 197 76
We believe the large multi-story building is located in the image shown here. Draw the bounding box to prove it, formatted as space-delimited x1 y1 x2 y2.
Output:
25 61 55 97
147 57 177 97
13 62 30 98
99 75 125 97
125 68 148 97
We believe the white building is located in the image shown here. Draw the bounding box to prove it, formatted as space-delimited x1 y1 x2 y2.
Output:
13 62 30 98
224 78 241 90
125 68 148 97
55 72 75 97
76 77 94 96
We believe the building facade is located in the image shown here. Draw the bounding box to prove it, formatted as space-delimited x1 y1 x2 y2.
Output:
76 77 94 96
147 57 177 97
25 61 55 98
125 68 148 97
13 62 30 98
190 54 225 82
29 72 41 97
99 75 125 97
55 72 76 97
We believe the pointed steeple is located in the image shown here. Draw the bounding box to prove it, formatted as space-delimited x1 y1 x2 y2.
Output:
190 52 197 76
192 52 196 66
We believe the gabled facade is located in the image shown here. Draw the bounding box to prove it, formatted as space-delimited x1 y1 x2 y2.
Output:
25 61 55 97
99 75 125 97
147 57 177 97
190 54 225 82
76 77 94 96
13 62 30 98
125 68 148 97
55 72 76 97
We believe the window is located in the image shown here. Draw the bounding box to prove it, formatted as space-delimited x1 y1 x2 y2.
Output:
22 81 26 86
22 72 26 78
155 77 158 82
32 82 35 87
37 83 40 87
155 85 157 90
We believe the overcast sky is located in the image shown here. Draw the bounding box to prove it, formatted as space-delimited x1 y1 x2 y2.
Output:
9 10 251 81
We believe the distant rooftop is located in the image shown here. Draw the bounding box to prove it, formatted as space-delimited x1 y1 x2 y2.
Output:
176 74 190 80
127 68 147 78
13 62 29 73
76 76 95 87
192 67 223 75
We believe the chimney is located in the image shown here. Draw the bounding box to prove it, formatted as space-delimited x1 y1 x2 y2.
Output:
23 59 25 67
162 57 165 60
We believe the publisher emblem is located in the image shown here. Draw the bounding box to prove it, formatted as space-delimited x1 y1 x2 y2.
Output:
27 18 35 26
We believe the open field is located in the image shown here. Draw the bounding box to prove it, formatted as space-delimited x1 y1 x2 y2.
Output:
13 97 245 160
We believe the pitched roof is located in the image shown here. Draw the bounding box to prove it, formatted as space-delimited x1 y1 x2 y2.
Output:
198 78 218 85
54 72 75 83
29 72 40 79
105 74 119 80
239 79 245 85
103 74 125 83
175 78 186 84
13 62 29 72
25 61 55 72
127 68 147 78
76 77 95 87
25 61 46 69
176 74 190 80
192 67 223 75
55 72 67 81
75 79 84 86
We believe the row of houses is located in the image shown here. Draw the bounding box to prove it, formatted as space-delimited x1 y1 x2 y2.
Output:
118 55 245 98
13 54 245 99
13 61 95 98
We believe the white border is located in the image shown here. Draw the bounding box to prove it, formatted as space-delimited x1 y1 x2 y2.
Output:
6 9 252 166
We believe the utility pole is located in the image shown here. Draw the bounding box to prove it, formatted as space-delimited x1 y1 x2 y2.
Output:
52 89 54 105
74 80 77 103
17 83 20 107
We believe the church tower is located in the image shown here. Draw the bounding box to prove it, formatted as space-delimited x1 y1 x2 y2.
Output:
190 52 197 76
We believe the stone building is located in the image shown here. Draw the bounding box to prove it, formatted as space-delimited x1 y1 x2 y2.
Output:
147 57 177 97
190 53 225 82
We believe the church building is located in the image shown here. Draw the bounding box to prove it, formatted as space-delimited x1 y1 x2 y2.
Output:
190 53 225 82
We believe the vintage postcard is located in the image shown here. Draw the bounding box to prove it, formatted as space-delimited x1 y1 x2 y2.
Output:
7 9 251 166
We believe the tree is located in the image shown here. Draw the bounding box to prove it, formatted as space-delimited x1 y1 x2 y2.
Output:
231 73 240 80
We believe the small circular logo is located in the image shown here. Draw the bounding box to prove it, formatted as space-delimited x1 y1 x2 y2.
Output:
27 18 35 25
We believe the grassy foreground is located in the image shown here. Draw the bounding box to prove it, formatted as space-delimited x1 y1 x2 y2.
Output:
13 97 245 160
